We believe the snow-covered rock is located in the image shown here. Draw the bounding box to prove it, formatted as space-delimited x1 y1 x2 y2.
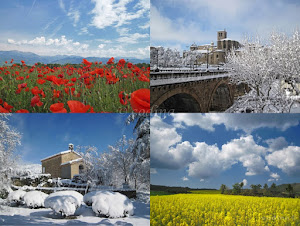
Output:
84 191 134 218
7 190 26 204
44 191 83 216
23 191 48 208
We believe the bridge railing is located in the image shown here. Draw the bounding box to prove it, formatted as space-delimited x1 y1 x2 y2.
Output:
151 70 228 80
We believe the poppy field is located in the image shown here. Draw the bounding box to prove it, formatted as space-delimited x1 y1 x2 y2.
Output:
151 194 300 225
0 58 150 113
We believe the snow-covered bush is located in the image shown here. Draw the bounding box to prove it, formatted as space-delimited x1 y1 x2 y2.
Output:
84 191 134 218
23 191 48 208
44 191 83 216
7 190 26 204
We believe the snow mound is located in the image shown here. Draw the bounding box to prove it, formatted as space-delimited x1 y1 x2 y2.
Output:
7 190 26 203
44 191 83 216
23 191 48 208
84 191 134 218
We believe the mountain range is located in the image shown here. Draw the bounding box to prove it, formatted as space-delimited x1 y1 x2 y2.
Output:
0 50 150 66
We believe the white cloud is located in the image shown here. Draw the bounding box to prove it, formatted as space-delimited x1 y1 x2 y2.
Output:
171 114 300 133
151 115 300 179
182 176 189 181
242 179 247 186
58 0 66 12
200 179 205 182
270 173 280 180
266 146 300 176
90 0 149 29
151 0 300 44
265 137 289 151
150 168 157 174
3 35 149 59
67 9 80 27
117 33 149 44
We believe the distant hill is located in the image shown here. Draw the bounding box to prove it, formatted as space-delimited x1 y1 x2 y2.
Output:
0 50 150 66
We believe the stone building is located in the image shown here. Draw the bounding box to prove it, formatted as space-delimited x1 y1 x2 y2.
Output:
190 30 241 65
41 144 85 179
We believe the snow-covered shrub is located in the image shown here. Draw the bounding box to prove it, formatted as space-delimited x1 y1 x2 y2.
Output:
44 191 83 217
23 191 48 208
84 191 134 218
7 190 26 204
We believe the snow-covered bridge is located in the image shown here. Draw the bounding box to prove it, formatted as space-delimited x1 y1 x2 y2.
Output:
150 70 248 112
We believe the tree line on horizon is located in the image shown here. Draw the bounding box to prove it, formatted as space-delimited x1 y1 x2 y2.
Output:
220 182 298 198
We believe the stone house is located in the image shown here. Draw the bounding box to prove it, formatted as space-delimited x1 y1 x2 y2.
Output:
41 144 85 179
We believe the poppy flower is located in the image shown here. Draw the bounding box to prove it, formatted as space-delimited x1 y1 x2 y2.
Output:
130 89 150 113
107 57 114 65
82 59 92 66
67 100 91 113
15 109 29 113
50 103 67 113
0 106 10 113
127 62 133 68
37 79 46 84
3 102 13 112
31 95 43 107
119 91 128 105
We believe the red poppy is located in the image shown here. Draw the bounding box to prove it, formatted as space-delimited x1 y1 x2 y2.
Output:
71 77 77 82
0 106 10 113
130 89 150 113
127 62 133 68
67 100 90 113
107 57 114 64
37 79 46 84
15 109 29 113
31 95 43 107
3 102 13 112
119 91 128 105
50 103 67 113
82 59 92 66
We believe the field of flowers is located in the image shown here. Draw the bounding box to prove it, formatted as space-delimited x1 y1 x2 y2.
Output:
0 58 149 113
151 194 300 225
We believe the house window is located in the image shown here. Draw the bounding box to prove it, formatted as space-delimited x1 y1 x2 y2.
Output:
79 165 84 174
42 167 45 173
216 55 219 59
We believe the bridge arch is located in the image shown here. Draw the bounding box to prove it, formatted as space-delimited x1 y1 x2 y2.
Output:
208 79 234 112
152 87 203 113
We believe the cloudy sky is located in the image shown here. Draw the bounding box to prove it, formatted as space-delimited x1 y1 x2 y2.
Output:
0 0 149 59
151 114 300 189
8 114 135 164
151 0 300 51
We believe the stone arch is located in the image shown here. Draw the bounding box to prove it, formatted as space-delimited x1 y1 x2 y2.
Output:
152 86 202 113
208 79 234 112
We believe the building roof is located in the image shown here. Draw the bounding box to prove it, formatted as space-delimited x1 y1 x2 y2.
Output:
61 158 83 166
41 150 81 162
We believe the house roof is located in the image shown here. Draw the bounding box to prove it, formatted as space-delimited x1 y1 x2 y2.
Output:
41 150 81 162
61 158 83 166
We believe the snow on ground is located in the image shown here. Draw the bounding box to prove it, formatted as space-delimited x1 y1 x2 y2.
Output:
0 194 150 225
7 190 26 203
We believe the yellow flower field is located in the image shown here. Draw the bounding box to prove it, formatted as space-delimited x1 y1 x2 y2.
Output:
150 194 300 226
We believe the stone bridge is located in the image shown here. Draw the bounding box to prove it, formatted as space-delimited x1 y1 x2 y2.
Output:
150 71 247 112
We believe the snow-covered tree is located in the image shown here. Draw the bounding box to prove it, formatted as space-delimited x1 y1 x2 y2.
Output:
0 114 21 195
182 50 203 68
226 30 300 113
126 113 150 190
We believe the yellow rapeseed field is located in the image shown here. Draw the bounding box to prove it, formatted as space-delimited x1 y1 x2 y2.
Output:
150 194 300 226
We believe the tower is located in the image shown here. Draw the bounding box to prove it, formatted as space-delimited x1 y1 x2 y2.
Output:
217 30 227 41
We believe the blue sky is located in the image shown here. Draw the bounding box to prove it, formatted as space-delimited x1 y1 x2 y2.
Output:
151 114 300 189
7 113 135 164
151 0 300 51
0 0 149 59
